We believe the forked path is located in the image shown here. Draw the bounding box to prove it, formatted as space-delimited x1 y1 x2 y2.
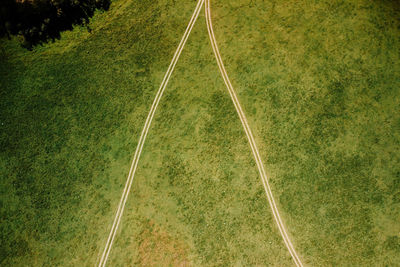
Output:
98 0 303 266
205 0 303 266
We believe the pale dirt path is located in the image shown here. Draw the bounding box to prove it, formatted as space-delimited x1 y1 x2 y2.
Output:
97 1 205 266
205 0 304 266
98 0 304 265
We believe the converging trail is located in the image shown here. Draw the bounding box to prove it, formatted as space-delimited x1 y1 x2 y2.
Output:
98 1 304 266
205 1 303 266
97 1 204 266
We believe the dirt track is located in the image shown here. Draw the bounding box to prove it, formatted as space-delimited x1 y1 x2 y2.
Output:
97 1 205 266
98 0 303 266
204 1 303 266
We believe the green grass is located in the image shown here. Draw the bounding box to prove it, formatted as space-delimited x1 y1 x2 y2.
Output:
1 0 399 266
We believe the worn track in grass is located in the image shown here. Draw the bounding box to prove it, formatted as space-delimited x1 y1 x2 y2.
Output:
97 1 205 266
205 1 303 266
98 1 303 266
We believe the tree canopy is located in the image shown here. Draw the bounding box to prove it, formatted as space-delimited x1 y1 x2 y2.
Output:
0 0 110 49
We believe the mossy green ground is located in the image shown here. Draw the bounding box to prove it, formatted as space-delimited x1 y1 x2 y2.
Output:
1 0 399 266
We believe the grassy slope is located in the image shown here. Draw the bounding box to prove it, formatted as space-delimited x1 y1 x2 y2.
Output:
0 0 198 265
1 0 399 266
211 0 400 265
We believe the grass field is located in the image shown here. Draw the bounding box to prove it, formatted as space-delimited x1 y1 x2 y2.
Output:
1 0 400 266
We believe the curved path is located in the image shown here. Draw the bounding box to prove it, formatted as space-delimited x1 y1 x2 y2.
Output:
205 1 303 266
98 1 304 266
97 1 204 266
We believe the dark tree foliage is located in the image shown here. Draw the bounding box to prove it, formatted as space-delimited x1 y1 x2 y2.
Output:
0 0 110 49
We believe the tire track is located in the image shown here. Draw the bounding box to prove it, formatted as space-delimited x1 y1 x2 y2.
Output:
204 1 304 266
97 1 204 266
